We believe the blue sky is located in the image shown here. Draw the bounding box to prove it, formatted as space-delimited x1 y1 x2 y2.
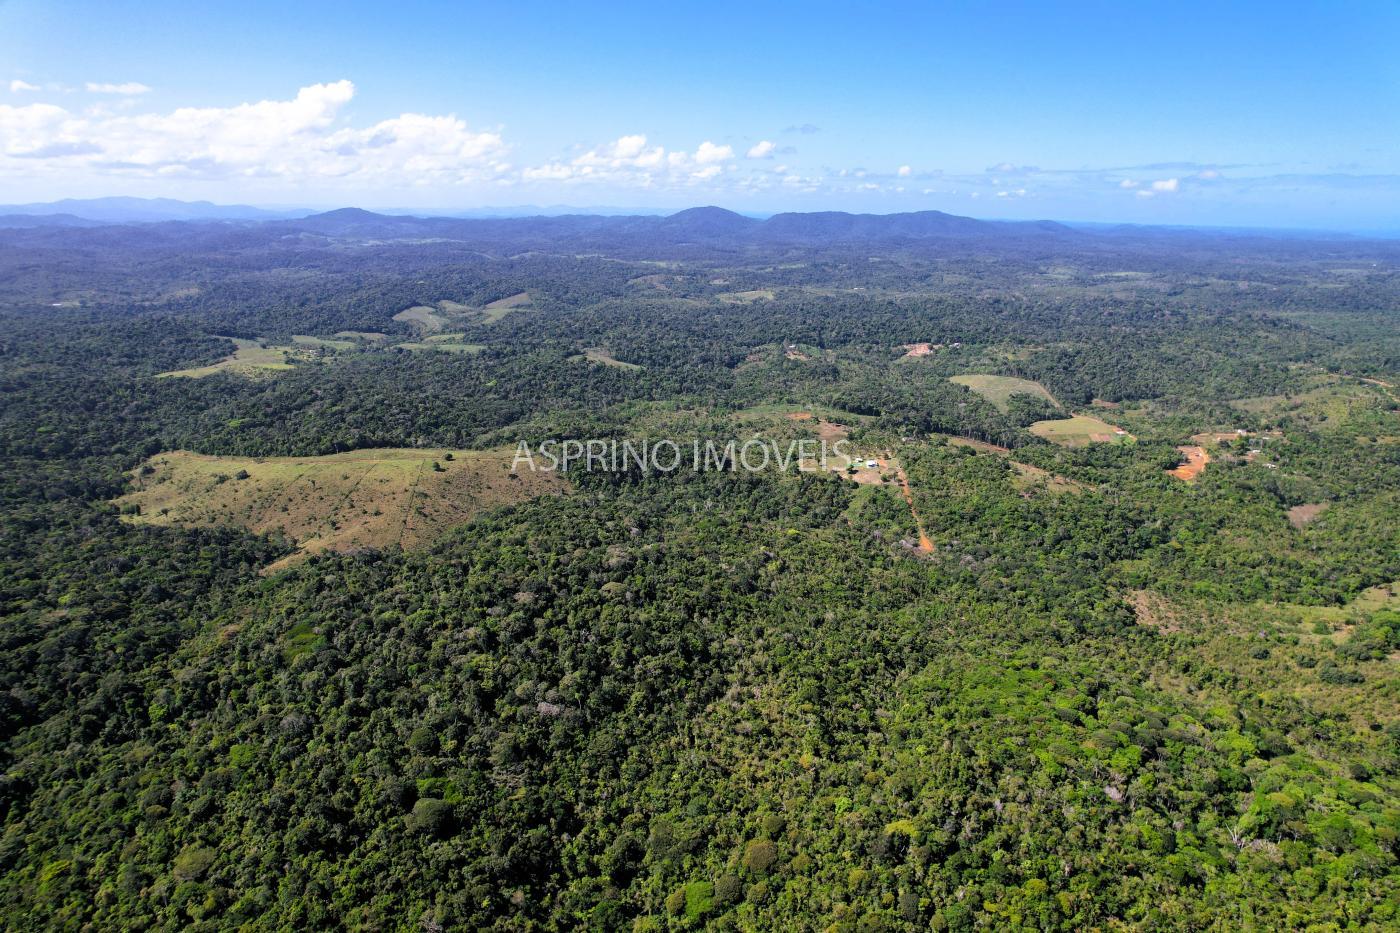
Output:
2 0 1398 230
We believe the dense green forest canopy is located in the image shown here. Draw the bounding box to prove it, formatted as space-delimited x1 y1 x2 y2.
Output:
1 213 1398 929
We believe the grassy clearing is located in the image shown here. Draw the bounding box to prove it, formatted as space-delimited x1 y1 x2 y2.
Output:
731 403 868 425
1230 374 1390 427
1029 414 1134 446
949 374 1060 411
291 334 355 350
943 435 1084 494
334 331 388 341
574 347 643 370
1262 581 1400 629
717 289 775 304
1008 461 1085 495
398 339 486 354
480 292 533 323
393 306 449 331
117 448 567 569
157 338 295 378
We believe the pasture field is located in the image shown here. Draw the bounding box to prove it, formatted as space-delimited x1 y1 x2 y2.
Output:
117 448 566 567
949 373 1060 411
394 294 532 329
156 337 296 378
1028 414 1134 446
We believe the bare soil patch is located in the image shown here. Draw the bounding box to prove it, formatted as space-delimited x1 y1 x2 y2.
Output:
1287 502 1329 528
1168 445 1210 481
1129 590 1184 633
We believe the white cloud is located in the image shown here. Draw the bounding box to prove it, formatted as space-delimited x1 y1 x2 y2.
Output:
523 135 746 188
85 82 152 95
897 165 911 177
611 134 648 159
0 81 509 188
1151 177 1179 192
1119 178 1139 188
694 141 733 164
1197 169 1220 180
1136 190 1155 198
572 134 666 171
746 140 775 159
9 80 40 93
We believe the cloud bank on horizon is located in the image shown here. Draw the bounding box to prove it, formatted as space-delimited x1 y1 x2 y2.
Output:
1 78 1397 230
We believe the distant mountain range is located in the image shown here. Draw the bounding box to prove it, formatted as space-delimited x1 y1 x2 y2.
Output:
268 204 1080 248
0 198 1382 250
0 197 309 224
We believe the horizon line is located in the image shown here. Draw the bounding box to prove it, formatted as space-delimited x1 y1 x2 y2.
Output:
3 196 1399 239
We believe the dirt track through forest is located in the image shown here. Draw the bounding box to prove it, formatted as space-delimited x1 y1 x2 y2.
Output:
888 451 934 553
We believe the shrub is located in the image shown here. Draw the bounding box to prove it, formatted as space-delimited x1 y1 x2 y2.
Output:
405 798 453 836
172 846 216 881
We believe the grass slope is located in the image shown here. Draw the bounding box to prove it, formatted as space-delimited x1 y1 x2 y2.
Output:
949 373 1060 411
157 338 295 378
117 448 566 567
1029 414 1134 446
